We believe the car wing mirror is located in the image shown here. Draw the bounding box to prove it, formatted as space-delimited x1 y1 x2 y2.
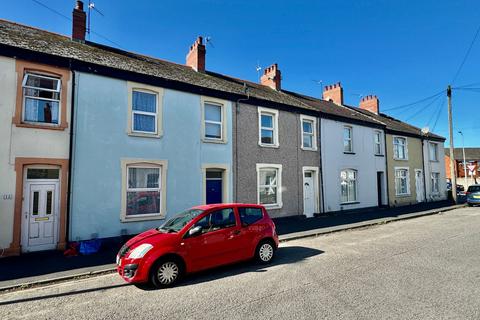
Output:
188 225 203 237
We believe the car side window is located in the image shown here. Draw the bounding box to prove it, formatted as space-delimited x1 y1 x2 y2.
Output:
238 207 263 226
195 208 236 234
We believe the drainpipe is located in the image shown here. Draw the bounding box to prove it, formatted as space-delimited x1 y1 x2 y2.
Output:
319 117 325 213
421 138 428 202
383 132 390 207
66 69 76 243
235 84 250 202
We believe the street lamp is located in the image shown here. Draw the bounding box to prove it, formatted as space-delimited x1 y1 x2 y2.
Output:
458 131 467 186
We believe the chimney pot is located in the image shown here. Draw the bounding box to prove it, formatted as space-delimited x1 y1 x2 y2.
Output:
72 0 86 41
186 36 206 72
260 63 282 90
359 94 380 114
323 82 344 105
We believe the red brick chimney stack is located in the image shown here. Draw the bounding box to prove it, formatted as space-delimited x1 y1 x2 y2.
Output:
323 82 344 105
359 95 380 114
72 1 86 41
186 36 206 72
260 64 281 91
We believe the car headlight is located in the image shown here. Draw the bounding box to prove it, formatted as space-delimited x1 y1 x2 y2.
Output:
127 244 153 259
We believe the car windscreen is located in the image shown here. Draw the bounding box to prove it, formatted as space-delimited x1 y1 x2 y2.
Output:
468 186 480 193
158 209 204 232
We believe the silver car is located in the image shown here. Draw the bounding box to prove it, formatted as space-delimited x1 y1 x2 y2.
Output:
466 185 480 206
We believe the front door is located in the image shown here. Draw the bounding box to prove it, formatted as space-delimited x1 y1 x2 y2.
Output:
303 171 315 218
415 169 425 203
206 170 223 204
22 182 59 252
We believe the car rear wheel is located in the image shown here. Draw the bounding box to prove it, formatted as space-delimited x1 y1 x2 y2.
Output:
255 240 275 264
151 258 182 288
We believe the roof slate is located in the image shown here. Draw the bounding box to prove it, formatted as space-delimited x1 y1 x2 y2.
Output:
0 19 442 137
352 106 445 141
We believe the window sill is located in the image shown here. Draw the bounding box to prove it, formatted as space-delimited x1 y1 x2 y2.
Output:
340 201 360 205
393 158 409 161
127 131 163 139
343 151 355 155
429 160 439 163
121 214 166 222
301 147 318 152
395 194 411 198
202 138 228 144
375 154 384 157
259 143 279 149
15 122 67 131
262 203 283 210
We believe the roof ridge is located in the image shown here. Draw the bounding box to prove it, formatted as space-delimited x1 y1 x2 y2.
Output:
0 18 70 40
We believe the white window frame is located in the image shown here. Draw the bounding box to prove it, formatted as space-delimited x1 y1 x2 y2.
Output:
374 130 383 155
201 96 228 144
22 73 61 126
340 169 358 204
256 163 283 209
431 172 440 194
258 107 279 148
393 136 408 160
127 82 163 138
120 159 168 222
429 142 438 162
343 126 353 153
300 115 317 151
394 167 410 196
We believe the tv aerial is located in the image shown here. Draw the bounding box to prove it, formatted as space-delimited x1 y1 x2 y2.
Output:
204 36 214 48
87 1 104 37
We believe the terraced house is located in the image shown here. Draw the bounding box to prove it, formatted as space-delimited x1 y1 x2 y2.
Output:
0 1 447 255
354 96 447 206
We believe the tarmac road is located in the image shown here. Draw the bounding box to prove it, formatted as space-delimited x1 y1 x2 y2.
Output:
1 206 479 320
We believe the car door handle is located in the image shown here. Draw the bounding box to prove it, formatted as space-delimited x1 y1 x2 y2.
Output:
232 230 241 236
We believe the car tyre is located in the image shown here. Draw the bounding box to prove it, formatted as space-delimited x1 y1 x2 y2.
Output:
255 240 275 264
150 258 183 289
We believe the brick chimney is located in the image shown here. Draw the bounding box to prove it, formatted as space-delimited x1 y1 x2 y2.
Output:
72 1 86 41
359 95 380 114
186 36 206 72
323 82 343 105
260 64 281 90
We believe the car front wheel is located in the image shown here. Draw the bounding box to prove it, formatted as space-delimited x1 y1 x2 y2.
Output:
151 258 182 288
256 240 275 264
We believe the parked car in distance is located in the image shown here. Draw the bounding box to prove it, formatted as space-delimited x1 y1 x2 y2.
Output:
466 185 480 206
116 203 279 288
446 181 465 195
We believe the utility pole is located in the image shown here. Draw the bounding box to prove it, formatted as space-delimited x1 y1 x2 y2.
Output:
447 85 457 203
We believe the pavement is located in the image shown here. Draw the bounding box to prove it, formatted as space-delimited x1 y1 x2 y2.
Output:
0 201 463 292
1 206 478 319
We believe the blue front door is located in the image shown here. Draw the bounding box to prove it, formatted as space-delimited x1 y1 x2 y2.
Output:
206 179 222 204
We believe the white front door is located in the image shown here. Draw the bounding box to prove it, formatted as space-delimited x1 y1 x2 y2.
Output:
22 182 59 252
303 171 315 218
415 169 425 203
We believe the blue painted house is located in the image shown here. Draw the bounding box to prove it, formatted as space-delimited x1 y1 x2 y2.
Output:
70 48 233 240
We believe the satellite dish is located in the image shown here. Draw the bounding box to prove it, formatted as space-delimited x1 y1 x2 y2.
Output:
421 127 430 135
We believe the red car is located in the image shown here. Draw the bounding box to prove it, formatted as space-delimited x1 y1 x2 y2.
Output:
116 203 279 288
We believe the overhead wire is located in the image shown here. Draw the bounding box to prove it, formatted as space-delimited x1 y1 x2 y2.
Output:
404 93 443 122
382 90 444 112
451 22 480 84
31 0 123 48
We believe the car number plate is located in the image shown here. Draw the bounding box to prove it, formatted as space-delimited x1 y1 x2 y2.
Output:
474 195 480 199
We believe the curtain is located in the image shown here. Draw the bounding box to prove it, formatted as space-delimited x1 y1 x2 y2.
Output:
133 91 156 112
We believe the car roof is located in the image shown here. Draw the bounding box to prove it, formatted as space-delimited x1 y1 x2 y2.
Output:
191 203 264 210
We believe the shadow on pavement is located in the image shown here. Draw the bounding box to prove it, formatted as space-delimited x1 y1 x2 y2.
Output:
0 244 119 282
0 283 132 306
137 245 324 290
273 200 453 235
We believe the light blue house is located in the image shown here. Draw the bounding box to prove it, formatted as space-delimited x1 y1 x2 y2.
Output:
69 69 233 240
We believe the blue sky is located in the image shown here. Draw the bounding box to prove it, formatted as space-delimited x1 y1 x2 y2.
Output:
3 0 479 146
